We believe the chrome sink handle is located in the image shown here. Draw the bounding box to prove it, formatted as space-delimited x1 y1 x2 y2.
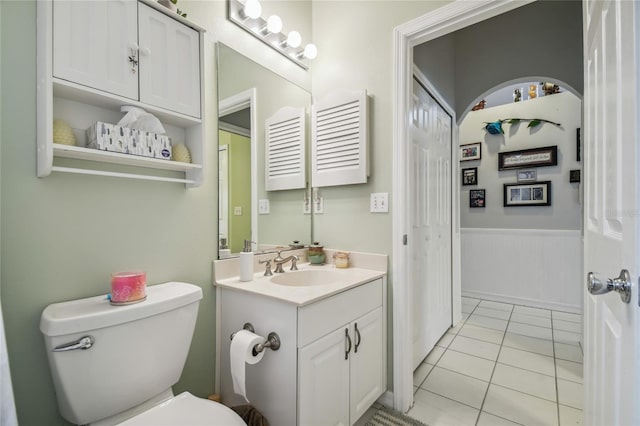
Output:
259 258 273 276
53 336 95 352
290 255 299 271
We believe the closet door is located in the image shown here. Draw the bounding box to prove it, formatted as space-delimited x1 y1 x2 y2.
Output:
53 0 138 99
138 2 201 118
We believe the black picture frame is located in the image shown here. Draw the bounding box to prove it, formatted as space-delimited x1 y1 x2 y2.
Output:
570 169 581 183
462 167 478 186
576 128 581 162
503 181 552 207
460 142 481 161
469 189 486 208
498 146 558 170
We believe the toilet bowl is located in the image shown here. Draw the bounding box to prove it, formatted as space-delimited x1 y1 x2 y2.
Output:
118 392 244 426
40 282 245 426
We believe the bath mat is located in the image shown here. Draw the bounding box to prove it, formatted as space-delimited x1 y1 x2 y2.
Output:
364 406 427 426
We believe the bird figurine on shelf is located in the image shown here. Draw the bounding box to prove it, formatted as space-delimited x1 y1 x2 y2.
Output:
471 99 486 111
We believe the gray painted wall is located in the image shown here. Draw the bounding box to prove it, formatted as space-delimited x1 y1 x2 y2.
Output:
459 92 582 230
414 0 583 119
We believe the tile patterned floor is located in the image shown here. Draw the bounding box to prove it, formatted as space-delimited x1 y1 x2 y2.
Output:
409 297 583 426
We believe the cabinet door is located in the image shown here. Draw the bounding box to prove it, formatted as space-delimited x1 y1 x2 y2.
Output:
53 0 138 100
350 307 384 424
299 327 350 426
138 3 201 118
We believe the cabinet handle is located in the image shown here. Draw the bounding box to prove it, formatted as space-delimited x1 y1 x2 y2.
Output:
344 328 352 360
354 323 361 353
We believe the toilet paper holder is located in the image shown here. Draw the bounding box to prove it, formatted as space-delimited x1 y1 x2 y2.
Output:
230 322 281 355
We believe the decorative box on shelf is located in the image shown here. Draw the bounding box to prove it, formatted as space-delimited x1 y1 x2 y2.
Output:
86 122 172 160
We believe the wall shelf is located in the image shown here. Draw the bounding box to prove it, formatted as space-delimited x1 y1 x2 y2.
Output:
53 144 202 172
37 0 206 187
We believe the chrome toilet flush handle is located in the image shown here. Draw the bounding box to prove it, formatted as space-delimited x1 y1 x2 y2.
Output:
52 336 95 352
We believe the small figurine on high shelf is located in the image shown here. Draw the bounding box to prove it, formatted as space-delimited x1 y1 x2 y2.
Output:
471 99 486 111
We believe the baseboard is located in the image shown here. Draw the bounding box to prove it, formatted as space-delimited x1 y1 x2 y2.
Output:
462 289 582 314
376 390 394 409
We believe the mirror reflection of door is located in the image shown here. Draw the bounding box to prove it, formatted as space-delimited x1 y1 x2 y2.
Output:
219 109 251 255
219 145 230 257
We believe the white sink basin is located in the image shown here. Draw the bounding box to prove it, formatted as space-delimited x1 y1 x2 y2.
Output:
270 269 339 287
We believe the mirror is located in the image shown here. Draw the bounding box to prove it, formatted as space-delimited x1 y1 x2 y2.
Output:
217 43 312 257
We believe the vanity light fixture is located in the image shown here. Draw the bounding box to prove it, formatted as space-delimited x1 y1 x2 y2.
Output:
261 15 283 35
242 0 262 20
298 44 318 60
281 31 302 49
228 0 316 69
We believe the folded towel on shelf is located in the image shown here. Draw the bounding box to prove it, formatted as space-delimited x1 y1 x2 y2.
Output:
231 404 270 426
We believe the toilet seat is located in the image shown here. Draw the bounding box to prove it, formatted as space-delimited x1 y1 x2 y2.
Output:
118 392 246 425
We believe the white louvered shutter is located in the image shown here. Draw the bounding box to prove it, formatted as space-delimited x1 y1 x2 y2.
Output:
265 106 306 191
311 89 368 187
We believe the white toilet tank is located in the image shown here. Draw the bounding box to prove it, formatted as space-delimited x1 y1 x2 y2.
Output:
40 282 203 425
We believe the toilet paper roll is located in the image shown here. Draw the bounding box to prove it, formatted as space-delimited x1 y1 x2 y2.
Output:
230 330 265 402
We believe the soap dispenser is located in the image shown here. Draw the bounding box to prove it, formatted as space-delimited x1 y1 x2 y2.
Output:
239 240 254 282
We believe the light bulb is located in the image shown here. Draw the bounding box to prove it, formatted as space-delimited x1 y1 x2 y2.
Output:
286 31 302 48
303 43 318 59
266 15 283 33
243 0 262 20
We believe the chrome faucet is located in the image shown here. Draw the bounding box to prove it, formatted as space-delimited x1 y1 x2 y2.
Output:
273 251 299 273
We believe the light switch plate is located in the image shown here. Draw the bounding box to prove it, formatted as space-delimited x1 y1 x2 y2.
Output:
233 206 242 216
303 198 311 214
314 196 324 214
258 199 270 214
370 192 389 213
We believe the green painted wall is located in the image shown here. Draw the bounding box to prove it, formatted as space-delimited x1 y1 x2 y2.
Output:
0 2 218 424
219 130 251 253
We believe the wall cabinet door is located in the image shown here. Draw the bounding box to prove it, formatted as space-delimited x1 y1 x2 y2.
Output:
53 0 138 100
138 3 201 118
349 307 384 424
298 326 350 426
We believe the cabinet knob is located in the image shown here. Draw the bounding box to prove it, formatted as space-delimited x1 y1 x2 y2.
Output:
139 47 151 57
128 42 139 51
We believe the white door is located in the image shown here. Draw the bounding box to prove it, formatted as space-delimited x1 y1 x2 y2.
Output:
349 308 384 424
53 0 138 100
138 3 201 118
583 1 640 425
298 327 350 426
410 78 452 368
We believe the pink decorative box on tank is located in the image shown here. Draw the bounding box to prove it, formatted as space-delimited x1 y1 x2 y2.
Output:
110 272 146 305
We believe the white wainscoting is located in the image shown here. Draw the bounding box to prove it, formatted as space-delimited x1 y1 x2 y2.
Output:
461 228 583 313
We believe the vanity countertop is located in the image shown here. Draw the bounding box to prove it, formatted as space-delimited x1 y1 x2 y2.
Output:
213 250 387 306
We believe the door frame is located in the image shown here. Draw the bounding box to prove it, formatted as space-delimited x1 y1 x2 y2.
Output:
391 0 534 412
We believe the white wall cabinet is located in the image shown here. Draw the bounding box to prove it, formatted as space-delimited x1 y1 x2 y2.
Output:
38 0 205 187
219 277 386 426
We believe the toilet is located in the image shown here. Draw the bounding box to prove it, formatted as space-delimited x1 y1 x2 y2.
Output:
40 282 245 426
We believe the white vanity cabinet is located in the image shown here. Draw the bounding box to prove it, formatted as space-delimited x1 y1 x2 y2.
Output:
218 275 386 426
37 0 205 186
298 279 384 426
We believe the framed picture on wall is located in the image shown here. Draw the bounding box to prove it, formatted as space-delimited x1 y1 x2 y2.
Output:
462 167 478 186
570 169 581 183
503 181 552 207
516 169 537 182
460 142 481 161
498 146 558 170
469 189 485 208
